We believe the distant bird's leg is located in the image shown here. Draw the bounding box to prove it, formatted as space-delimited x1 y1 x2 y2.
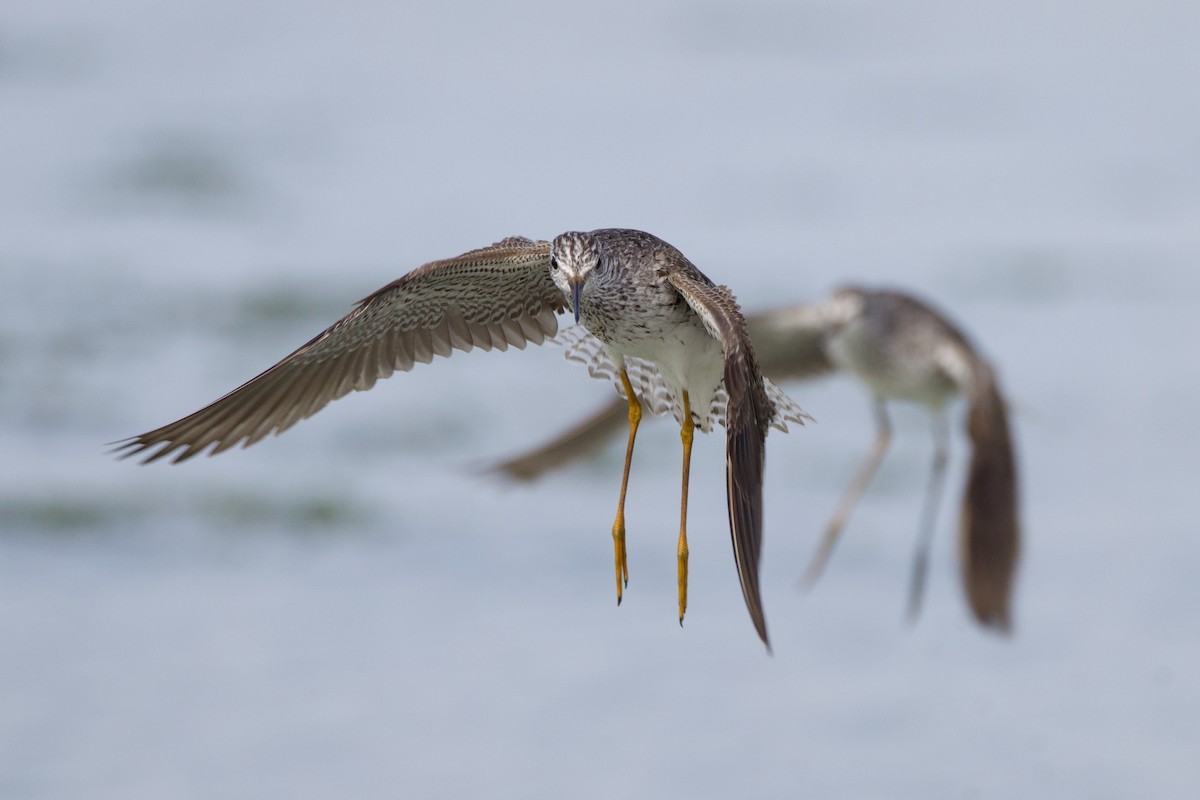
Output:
905 408 950 624
677 391 694 626
611 368 641 604
803 397 892 588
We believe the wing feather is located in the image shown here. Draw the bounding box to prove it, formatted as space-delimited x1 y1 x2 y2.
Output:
518 313 546 345
115 237 562 463
447 314 473 350
488 324 509 352
501 318 525 349
667 269 775 648
411 327 434 365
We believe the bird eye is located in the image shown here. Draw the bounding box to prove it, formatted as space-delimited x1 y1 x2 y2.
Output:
550 256 559 270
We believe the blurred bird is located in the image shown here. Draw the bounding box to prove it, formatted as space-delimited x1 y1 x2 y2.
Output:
492 286 1020 633
115 230 807 647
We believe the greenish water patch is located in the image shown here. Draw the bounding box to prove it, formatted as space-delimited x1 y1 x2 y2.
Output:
82 130 258 218
235 284 345 329
0 30 94 82
0 497 140 533
199 491 368 532
0 490 371 537
111 137 241 201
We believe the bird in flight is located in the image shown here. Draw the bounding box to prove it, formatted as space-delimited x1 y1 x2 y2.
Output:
491 286 1020 633
116 229 807 648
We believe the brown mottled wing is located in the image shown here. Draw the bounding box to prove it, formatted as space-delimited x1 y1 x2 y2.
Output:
745 304 837 381
116 237 562 463
667 267 775 648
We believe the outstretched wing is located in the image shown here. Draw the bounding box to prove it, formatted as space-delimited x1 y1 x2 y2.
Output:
667 267 775 649
116 237 562 463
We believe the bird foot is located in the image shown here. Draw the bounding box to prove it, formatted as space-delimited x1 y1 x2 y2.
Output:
612 516 629 604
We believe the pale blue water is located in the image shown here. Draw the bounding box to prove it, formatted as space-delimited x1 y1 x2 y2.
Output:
2 1 1198 798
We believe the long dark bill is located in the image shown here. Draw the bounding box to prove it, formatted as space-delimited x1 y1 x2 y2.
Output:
571 279 583 323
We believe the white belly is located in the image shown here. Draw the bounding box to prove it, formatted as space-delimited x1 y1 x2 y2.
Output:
606 316 725 421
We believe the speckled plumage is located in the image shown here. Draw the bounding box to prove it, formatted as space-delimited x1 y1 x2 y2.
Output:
549 229 801 645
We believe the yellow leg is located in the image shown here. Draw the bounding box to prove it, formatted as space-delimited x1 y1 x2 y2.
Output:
611 369 641 605
678 391 693 626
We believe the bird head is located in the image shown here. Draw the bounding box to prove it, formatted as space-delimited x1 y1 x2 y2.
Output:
823 285 867 329
550 231 602 323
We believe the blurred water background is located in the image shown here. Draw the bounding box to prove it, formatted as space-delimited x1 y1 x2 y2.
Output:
2 1 1198 798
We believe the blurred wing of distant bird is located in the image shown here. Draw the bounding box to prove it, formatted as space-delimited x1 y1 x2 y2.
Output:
116 237 563 463
744 304 836 380
485 397 629 482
